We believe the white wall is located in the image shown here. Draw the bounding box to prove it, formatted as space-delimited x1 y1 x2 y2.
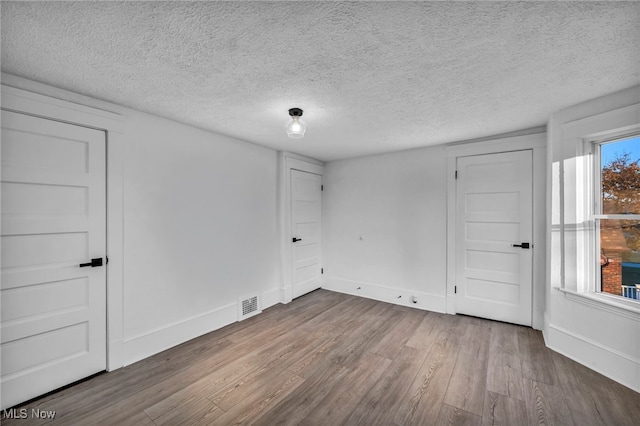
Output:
5 73 638 393
322 145 448 312
322 132 546 327
545 85 640 393
121 110 280 363
0 73 282 367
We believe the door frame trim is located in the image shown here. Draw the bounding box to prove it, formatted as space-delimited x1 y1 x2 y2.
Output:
1 77 126 370
278 152 324 304
446 132 546 329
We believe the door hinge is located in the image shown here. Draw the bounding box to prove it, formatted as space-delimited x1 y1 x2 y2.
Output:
455 170 458 179
321 268 324 274
321 185 324 191
454 285 457 294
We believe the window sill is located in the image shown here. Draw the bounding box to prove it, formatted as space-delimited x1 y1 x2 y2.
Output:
554 287 640 321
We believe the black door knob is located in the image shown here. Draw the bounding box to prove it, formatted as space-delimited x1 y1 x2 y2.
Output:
80 258 103 267
292 238 302 243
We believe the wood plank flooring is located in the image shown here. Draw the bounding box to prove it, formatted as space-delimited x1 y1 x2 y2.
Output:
3 289 640 425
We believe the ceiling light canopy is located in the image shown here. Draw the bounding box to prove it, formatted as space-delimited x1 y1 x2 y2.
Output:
286 107 306 139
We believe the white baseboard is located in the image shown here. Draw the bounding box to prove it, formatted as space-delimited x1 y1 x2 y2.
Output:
261 287 282 310
322 276 447 313
122 303 237 366
544 322 640 393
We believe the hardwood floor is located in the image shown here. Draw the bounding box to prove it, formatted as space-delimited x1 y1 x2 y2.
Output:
3 289 640 425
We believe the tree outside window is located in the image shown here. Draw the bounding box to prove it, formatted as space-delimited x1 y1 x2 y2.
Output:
598 136 640 299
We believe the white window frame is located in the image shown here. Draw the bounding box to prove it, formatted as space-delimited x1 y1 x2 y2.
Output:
555 101 640 317
589 133 640 300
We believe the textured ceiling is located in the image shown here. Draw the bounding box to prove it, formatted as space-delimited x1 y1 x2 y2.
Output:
1 1 639 161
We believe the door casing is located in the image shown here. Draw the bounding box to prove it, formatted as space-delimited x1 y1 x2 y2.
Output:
1 77 126 371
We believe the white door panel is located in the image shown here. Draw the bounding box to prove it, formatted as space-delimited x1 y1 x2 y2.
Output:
455 150 533 326
1 110 106 409
291 170 322 299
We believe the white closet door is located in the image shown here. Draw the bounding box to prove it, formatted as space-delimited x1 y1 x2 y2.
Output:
455 150 533 326
291 169 322 299
1 110 107 409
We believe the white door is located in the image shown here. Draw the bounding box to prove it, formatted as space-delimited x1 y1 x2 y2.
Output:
455 150 533 326
291 169 322 299
1 111 107 409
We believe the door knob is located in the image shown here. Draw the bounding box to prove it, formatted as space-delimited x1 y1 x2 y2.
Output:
292 238 302 243
79 257 103 267
512 243 530 249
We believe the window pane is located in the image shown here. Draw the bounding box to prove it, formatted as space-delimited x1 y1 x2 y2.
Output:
601 136 640 214
600 219 640 299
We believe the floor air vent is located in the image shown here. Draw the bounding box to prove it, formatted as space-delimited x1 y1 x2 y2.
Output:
238 295 261 320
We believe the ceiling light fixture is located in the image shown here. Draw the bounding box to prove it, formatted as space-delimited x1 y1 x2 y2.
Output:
286 108 306 139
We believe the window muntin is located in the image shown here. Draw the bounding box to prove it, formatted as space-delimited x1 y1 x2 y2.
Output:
596 135 640 300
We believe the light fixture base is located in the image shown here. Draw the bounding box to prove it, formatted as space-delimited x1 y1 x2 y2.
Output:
288 108 303 117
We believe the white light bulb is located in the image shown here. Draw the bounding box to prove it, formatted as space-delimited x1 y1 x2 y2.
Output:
286 117 306 139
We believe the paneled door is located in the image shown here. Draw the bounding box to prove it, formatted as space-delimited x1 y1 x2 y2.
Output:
291 169 322 299
455 150 533 326
1 110 107 409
